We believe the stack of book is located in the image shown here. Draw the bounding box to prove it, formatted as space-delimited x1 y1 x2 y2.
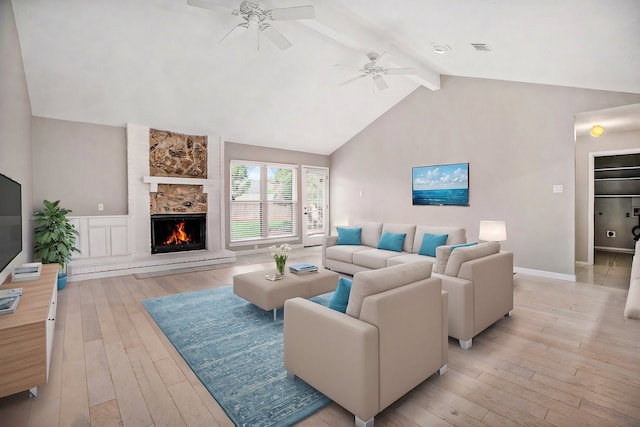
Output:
0 288 23 315
289 264 319 274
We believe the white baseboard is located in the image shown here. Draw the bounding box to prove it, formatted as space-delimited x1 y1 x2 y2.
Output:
514 267 576 282
594 246 635 254
67 249 236 281
575 261 589 268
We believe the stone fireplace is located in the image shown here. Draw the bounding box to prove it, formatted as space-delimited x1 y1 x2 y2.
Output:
126 123 233 267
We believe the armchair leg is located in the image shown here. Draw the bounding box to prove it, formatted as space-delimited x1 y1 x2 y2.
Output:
459 338 472 349
286 370 295 380
355 416 374 427
438 364 448 375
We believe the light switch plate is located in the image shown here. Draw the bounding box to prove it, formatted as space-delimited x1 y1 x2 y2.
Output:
552 185 563 194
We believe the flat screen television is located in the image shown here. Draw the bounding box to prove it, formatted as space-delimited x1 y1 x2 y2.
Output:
0 173 22 273
412 162 469 206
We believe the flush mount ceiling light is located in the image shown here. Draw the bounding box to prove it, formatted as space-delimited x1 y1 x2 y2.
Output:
590 125 605 137
433 44 451 54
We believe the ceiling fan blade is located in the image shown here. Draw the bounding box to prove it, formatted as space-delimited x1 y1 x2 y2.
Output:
219 23 247 45
261 24 292 50
268 5 315 20
373 75 389 91
371 52 386 65
339 75 367 86
187 0 234 12
334 64 362 70
248 20 260 51
384 68 418 75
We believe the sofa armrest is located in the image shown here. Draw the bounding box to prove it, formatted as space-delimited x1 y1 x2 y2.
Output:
283 297 379 422
458 251 514 335
433 274 474 341
322 235 339 267
359 278 445 411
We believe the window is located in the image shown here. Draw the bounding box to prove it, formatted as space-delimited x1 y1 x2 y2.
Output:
230 161 297 243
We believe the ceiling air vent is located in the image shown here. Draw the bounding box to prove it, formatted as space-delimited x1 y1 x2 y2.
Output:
471 43 492 52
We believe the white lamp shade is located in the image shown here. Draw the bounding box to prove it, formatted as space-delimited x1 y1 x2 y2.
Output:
479 220 507 242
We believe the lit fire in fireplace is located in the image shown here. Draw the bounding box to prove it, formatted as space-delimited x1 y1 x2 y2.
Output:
163 221 192 245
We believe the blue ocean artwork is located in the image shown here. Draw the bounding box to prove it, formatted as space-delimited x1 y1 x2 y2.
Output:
412 188 469 206
412 163 469 206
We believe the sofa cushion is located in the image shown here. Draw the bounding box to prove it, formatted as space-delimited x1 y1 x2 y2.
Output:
434 242 478 274
329 277 353 313
346 261 433 318
382 224 417 252
418 233 448 257
353 222 383 248
386 253 435 267
444 241 500 277
412 226 467 253
353 248 403 270
337 227 362 245
325 245 369 263
377 232 406 252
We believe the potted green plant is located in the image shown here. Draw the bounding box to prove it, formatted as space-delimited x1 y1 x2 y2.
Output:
33 200 80 290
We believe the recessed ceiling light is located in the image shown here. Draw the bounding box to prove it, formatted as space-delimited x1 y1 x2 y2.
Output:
433 44 451 54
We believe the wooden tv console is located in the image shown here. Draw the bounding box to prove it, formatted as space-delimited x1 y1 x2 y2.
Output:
0 264 58 398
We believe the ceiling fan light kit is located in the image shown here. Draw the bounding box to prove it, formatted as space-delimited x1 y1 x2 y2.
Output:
590 125 605 137
188 0 315 51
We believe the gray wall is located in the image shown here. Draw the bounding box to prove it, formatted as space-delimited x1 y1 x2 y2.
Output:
0 0 33 282
225 141 330 251
575 129 640 261
329 76 640 276
31 117 127 216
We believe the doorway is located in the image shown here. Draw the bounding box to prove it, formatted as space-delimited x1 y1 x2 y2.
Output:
301 166 328 247
588 149 640 265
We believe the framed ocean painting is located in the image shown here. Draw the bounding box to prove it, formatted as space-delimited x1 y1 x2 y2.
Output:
412 162 469 206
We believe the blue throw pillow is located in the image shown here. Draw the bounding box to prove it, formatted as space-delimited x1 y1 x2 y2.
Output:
377 232 406 252
329 277 353 313
450 242 477 252
419 233 449 257
336 227 362 245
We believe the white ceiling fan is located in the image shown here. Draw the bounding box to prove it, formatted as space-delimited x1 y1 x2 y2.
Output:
336 52 418 92
187 0 315 51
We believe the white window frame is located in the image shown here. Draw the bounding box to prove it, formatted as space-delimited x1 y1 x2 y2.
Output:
229 160 298 244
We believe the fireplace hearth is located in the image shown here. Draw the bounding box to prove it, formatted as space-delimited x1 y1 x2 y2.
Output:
151 214 206 254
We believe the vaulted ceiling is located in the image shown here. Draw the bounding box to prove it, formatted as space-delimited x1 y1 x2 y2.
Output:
11 0 640 154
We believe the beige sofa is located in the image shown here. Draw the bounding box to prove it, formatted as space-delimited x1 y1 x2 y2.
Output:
323 221 467 275
323 221 514 349
284 261 448 427
624 239 640 319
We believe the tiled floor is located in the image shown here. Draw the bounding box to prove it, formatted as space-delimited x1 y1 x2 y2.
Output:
575 249 633 290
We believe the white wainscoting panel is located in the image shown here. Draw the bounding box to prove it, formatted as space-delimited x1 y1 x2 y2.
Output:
69 215 131 259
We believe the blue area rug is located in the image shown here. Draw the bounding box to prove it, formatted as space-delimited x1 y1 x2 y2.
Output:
142 285 333 427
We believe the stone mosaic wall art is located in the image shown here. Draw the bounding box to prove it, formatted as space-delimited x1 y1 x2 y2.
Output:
150 184 207 214
149 129 207 178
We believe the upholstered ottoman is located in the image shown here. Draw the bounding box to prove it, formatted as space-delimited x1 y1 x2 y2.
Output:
233 268 339 320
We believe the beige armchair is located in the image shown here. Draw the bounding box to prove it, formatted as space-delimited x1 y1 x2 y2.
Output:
283 261 448 427
433 242 514 349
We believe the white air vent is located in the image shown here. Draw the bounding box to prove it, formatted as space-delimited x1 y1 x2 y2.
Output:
471 43 492 52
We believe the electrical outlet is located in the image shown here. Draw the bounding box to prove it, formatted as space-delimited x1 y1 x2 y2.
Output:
606 230 615 238
98 203 104 211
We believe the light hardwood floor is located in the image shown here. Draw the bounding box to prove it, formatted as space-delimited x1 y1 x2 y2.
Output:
1 248 638 426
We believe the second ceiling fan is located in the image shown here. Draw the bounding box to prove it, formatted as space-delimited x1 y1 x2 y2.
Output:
337 52 418 92
187 0 315 51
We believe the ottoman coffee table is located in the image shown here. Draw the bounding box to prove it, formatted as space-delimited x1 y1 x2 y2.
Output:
233 268 340 320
